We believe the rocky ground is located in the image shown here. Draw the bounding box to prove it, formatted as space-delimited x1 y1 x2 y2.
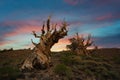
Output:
0 48 120 80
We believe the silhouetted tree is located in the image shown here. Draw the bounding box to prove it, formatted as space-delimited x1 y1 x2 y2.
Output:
67 33 96 55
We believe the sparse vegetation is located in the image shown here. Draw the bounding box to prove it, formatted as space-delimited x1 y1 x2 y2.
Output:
54 64 72 79
112 55 120 64
61 52 81 65
0 66 20 80
0 49 120 80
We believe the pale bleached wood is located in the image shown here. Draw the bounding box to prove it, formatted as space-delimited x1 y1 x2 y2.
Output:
20 17 68 71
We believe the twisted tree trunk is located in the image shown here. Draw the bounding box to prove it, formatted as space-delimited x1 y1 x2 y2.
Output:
20 17 68 71
67 33 95 55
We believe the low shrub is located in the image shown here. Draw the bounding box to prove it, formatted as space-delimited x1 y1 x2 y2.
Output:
61 53 81 65
112 56 120 64
54 64 72 79
0 66 20 80
76 59 119 80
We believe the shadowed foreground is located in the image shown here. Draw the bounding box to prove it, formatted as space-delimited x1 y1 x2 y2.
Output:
0 48 120 80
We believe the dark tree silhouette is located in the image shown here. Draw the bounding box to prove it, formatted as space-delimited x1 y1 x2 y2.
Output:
67 33 96 55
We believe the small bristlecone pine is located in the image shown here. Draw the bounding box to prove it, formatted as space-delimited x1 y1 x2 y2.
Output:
67 33 96 55
20 16 68 71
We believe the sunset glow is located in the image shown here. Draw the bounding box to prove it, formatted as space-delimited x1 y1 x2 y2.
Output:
0 0 120 51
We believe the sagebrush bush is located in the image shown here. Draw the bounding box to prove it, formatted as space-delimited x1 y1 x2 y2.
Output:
54 64 72 79
75 58 119 80
112 55 120 64
61 55 74 65
60 52 81 65
0 66 20 80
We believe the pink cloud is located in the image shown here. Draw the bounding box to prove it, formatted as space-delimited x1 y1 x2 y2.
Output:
96 13 113 21
0 20 44 38
57 38 70 44
95 13 120 22
51 38 70 51
2 20 41 27
69 21 82 25
51 33 94 51
3 20 69 38
64 0 81 5
1 20 75 51
94 0 120 6
4 25 42 37
0 40 16 47
95 0 110 5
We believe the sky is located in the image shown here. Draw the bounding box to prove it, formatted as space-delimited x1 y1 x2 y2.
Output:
0 0 120 51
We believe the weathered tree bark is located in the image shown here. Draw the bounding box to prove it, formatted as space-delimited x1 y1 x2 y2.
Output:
67 33 95 55
20 17 68 71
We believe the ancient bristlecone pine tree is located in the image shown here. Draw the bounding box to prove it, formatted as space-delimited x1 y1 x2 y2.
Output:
21 17 68 70
67 33 94 55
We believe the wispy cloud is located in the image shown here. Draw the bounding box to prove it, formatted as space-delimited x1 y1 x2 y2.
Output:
0 0 120 50
4 25 42 37
64 0 81 5
0 40 17 49
95 13 120 22
94 33 120 48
